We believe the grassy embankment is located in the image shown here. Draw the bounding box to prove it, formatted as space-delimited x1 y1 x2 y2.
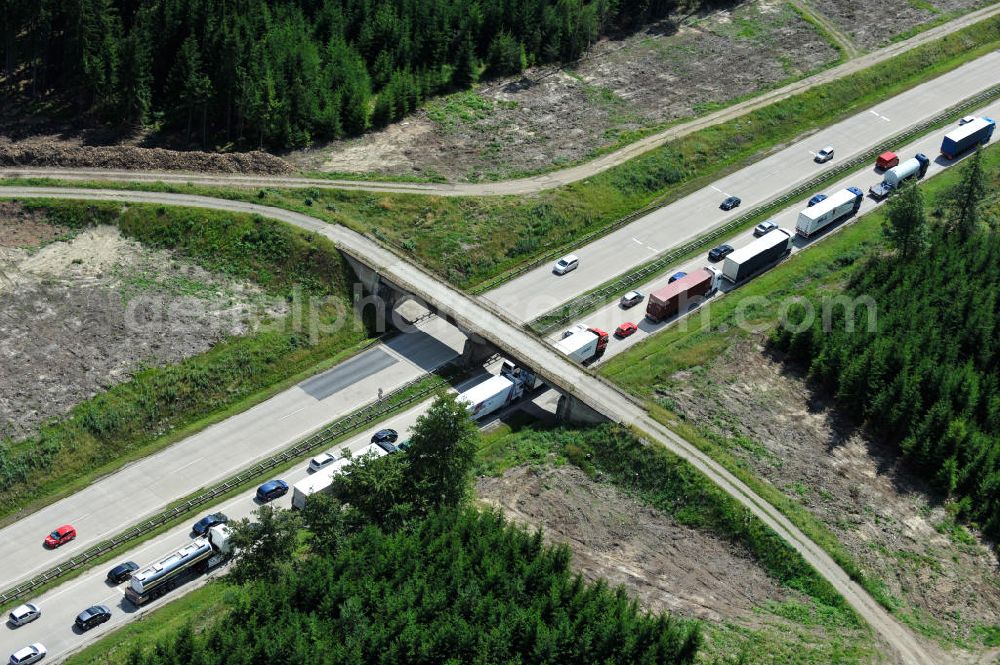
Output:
0 201 371 522
599 143 1000 641
5 14 1000 292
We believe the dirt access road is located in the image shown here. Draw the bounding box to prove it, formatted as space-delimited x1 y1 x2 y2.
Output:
0 185 940 665
2 2 999 197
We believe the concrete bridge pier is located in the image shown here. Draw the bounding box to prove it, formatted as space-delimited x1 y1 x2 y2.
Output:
461 335 498 369
555 393 608 425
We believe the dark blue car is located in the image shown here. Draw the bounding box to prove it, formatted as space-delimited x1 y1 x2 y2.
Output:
668 271 687 284
192 512 228 536
256 479 289 503
807 193 827 207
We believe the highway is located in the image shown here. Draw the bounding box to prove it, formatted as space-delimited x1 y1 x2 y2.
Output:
1 3 997 198
0 183 941 665
483 49 1000 323
0 314 467 591
567 97 1000 361
0 401 435 664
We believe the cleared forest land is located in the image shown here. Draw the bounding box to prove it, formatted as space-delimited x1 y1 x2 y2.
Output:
0 201 369 520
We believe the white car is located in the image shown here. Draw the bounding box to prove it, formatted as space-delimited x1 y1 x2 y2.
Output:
814 145 834 163
7 603 41 627
561 323 588 339
959 115 976 125
552 254 579 275
308 452 338 473
9 643 46 665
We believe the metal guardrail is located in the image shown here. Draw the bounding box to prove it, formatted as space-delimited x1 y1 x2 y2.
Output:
527 83 1000 334
0 367 455 606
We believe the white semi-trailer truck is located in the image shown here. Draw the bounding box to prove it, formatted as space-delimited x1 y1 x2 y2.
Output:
795 187 863 237
457 361 542 420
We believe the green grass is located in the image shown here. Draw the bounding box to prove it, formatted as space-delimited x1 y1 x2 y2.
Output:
600 143 1000 637
0 200 372 522
5 15 999 292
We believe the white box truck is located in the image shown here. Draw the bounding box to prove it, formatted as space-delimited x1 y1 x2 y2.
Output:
291 444 389 509
795 187 863 237
554 327 609 363
457 361 542 420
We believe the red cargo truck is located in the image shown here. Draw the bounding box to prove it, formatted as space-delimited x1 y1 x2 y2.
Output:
645 267 722 323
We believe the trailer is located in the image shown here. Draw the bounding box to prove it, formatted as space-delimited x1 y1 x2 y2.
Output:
722 229 793 283
869 154 929 199
796 187 863 237
292 458 350 509
457 361 541 420
125 525 233 606
940 117 995 159
554 327 609 363
645 267 722 323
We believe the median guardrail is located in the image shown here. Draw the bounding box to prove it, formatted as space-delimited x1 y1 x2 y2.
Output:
526 83 1000 334
0 364 461 607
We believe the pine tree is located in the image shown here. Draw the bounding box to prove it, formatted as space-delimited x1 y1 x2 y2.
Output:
883 181 928 259
166 35 212 144
117 23 152 125
946 148 987 238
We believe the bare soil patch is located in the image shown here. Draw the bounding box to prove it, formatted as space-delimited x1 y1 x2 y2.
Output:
661 335 1000 653
477 464 787 623
289 1 839 181
0 213 284 441
811 0 988 49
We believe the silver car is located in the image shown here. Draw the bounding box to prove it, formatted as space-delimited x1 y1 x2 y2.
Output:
7 604 40 627
814 145 834 163
308 452 338 473
552 254 579 275
9 643 46 665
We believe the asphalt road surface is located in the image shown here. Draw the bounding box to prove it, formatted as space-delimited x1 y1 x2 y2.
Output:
484 50 1000 322
0 315 466 591
570 98 1000 363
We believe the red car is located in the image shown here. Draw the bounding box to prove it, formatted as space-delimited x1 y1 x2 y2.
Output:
44 524 77 548
615 322 638 338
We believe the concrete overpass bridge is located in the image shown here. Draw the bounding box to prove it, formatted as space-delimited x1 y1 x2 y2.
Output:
0 186 936 665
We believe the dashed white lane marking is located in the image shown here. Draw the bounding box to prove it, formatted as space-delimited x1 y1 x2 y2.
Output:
280 406 307 420
869 109 891 122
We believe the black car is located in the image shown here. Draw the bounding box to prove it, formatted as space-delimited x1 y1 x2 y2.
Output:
371 429 398 445
75 605 112 631
192 512 228 537
720 196 741 211
106 561 139 584
708 244 734 262
374 440 399 454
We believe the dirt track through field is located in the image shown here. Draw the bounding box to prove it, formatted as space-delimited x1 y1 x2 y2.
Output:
2 3 998 197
